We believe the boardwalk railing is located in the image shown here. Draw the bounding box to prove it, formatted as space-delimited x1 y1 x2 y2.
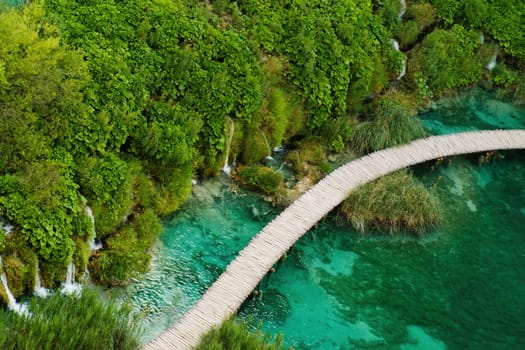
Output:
144 129 525 350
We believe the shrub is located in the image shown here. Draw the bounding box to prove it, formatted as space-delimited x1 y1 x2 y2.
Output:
409 25 482 95
196 317 285 350
339 171 442 235
396 20 422 48
238 166 284 195
407 3 437 29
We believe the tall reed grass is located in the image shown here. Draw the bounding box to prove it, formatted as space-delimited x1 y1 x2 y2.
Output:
0 289 141 350
340 170 442 235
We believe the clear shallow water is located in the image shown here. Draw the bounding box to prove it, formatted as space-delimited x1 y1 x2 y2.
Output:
118 178 278 341
123 90 525 349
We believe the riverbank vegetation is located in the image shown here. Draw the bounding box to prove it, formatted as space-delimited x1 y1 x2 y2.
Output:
0 0 523 310
0 290 141 350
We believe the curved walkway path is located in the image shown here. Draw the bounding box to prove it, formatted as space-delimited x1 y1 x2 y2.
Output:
144 129 525 350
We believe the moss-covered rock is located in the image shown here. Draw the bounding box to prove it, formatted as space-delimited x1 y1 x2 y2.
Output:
237 166 284 195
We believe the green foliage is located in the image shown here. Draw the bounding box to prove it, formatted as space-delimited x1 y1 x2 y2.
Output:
396 20 422 48
1 255 30 298
1 233 37 290
373 0 403 31
76 154 133 238
408 3 438 29
0 158 84 265
352 91 425 155
409 25 482 95
0 290 141 350
265 88 289 147
430 0 459 25
0 5 90 171
237 166 284 195
153 163 193 216
340 170 442 234
318 117 353 153
237 0 386 128
286 139 327 178
90 209 162 286
492 63 518 89
196 317 285 350
241 124 271 165
396 3 437 48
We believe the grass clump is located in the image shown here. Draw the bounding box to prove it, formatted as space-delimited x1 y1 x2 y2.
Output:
339 170 442 235
195 317 285 350
352 92 425 155
0 289 141 350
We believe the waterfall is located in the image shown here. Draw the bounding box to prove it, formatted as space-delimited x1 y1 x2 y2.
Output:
260 130 273 160
390 39 406 80
0 219 14 235
486 52 497 71
85 205 102 251
34 262 49 298
221 119 235 176
0 256 30 316
398 0 407 19
61 261 82 296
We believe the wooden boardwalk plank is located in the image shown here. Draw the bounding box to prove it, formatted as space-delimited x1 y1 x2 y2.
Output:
143 130 525 350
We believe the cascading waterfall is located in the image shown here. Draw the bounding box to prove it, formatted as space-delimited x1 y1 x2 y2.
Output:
0 219 14 235
486 50 498 71
398 0 406 19
34 262 49 298
85 205 102 251
390 39 407 80
260 130 273 160
61 261 82 296
222 118 235 176
0 256 30 316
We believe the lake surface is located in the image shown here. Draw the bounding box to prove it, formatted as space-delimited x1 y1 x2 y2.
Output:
122 89 525 349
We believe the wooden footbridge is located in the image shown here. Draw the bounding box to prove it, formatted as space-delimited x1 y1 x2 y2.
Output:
144 129 525 350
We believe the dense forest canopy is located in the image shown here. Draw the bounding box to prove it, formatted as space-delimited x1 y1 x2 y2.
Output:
0 0 523 304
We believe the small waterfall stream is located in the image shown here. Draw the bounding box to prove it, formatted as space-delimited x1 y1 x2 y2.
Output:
85 206 102 251
0 256 30 316
486 52 498 71
222 119 235 176
399 0 407 19
260 130 273 160
0 219 14 235
61 261 82 296
34 262 49 298
390 39 407 80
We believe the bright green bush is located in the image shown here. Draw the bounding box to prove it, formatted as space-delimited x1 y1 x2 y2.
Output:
340 170 442 234
409 25 482 95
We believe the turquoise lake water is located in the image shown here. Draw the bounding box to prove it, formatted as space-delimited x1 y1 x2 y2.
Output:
122 89 525 349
